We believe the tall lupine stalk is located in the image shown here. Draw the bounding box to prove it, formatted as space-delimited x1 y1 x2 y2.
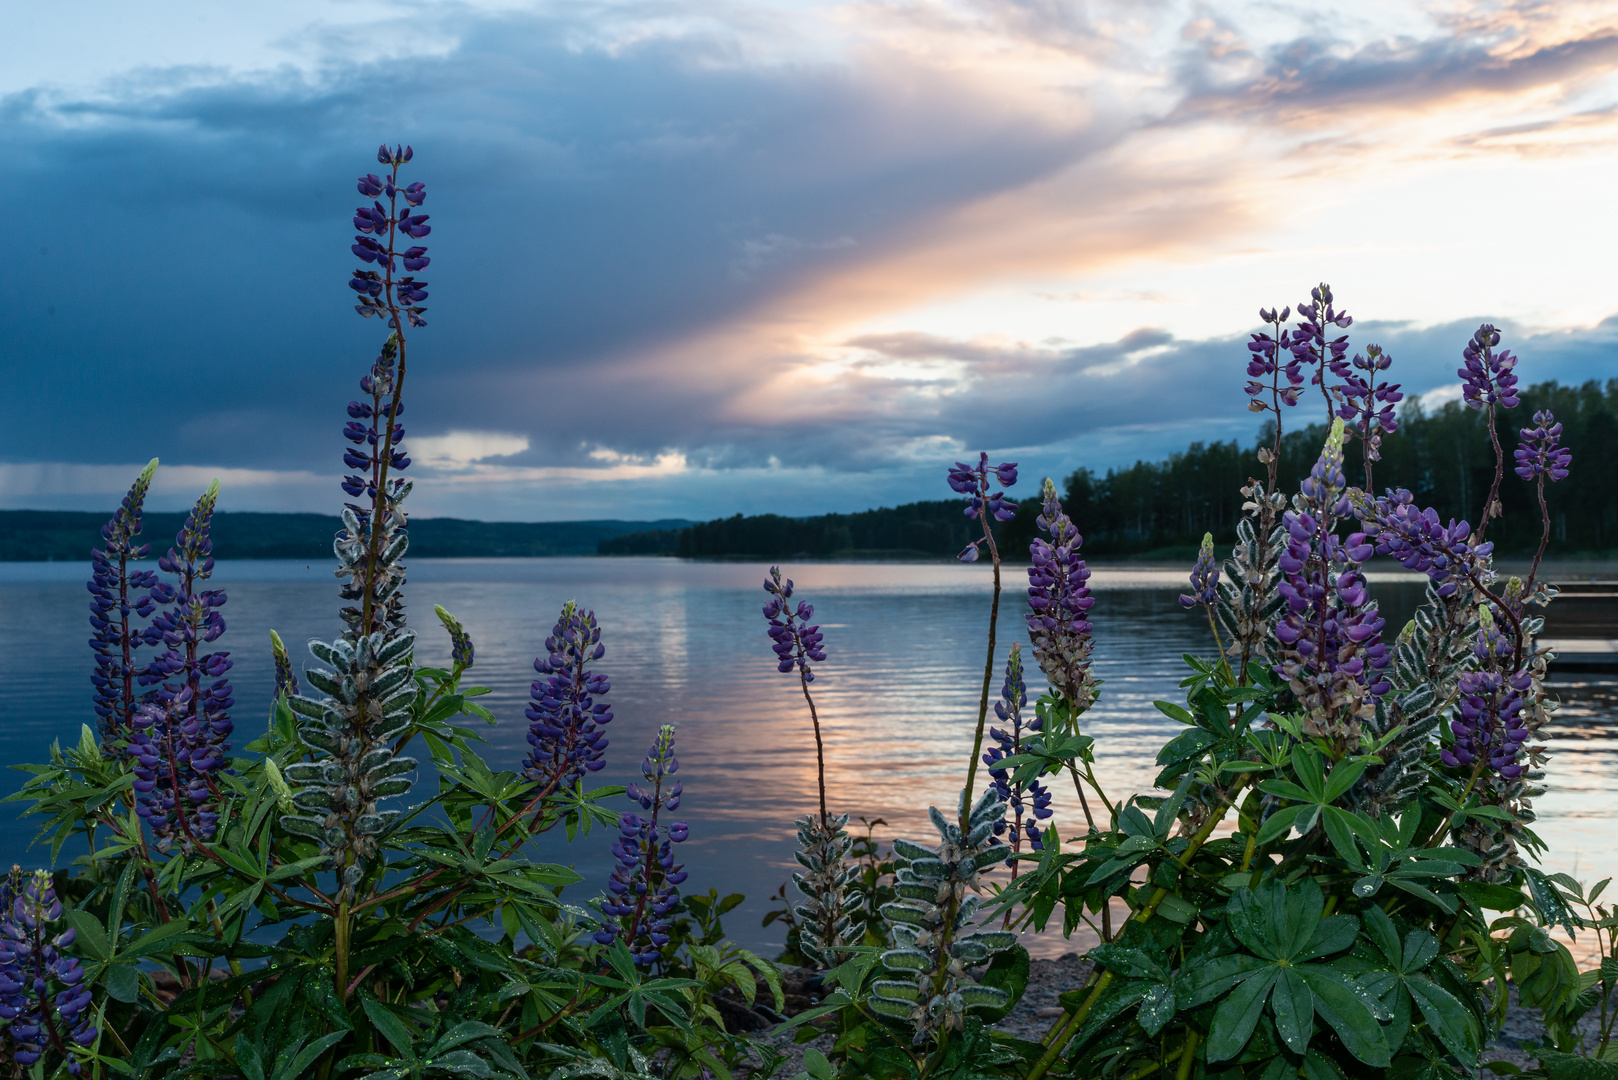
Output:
982 645 1050 883
1332 343 1402 491
1220 307 1301 682
1354 420 1566 877
597 726 689 966
1179 533 1228 678
1515 409 1571 595
134 482 234 851
1024 479 1105 829
1290 284 1353 428
1273 422 1390 748
0 870 97 1075
522 602 613 814
1458 323 1520 539
761 567 853 967
949 452 1017 828
283 145 430 1000
87 458 162 743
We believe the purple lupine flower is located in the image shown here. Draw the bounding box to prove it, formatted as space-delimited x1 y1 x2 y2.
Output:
349 146 428 330
1514 410 1571 482
1444 662 1532 780
1025 479 1096 709
949 452 1018 562
763 567 827 681
1244 306 1303 412
1458 324 1520 411
1333 344 1402 481
435 605 475 669
522 602 612 796
0 870 97 1074
1272 424 1389 737
1178 533 1220 609
270 630 299 700
135 482 233 849
1353 489 1491 599
1290 284 1353 423
982 645 1051 864
88 459 165 741
597 725 689 965
340 337 411 539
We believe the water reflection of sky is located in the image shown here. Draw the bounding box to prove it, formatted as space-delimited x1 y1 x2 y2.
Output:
1 557 1613 960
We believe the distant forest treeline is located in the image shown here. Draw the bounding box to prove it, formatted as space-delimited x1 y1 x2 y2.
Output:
599 378 1618 560
0 512 692 562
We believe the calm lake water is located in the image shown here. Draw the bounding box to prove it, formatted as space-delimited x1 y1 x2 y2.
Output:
2 556 1614 958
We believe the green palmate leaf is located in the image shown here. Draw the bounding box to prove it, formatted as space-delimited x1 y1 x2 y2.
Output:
1405 973 1479 1062
1207 967 1278 1061
1270 967 1313 1054
1298 968 1391 1067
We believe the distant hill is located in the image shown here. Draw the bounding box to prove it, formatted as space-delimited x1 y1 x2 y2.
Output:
0 511 693 562
599 501 1001 561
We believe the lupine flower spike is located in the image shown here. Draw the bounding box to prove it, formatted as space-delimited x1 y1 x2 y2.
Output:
1458 323 1519 538
597 726 689 966
948 452 1019 564
132 481 234 851
1273 422 1389 745
0 869 97 1075
762 568 854 967
435 604 476 670
763 567 828 817
1025 479 1096 711
88 458 163 742
1181 533 1233 681
982 645 1052 874
522 602 612 806
1333 343 1402 490
281 147 430 901
1516 409 1572 598
948 453 1017 827
270 630 299 700
1246 305 1302 488
1291 284 1352 427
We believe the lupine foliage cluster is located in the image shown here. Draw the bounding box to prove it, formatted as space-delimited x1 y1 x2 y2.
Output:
5 160 1614 1080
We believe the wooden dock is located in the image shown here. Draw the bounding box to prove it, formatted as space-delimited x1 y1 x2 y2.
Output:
1543 582 1618 675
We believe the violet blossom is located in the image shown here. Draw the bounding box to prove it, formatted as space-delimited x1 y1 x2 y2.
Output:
949 453 1018 562
1458 324 1520 411
270 629 299 700
1353 489 1491 599
1444 653 1532 781
1272 423 1390 739
1179 533 1220 609
522 602 612 795
1514 410 1571 482
0 870 96 1074
350 144 430 330
597 725 689 965
436 604 476 670
1333 344 1402 486
1025 479 1097 709
1244 306 1303 413
982 645 1051 863
764 567 827 681
1290 284 1353 424
134 482 233 849
88 459 163 741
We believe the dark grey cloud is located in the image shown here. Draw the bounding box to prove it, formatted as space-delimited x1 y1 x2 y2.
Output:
1171 6 1618 123
0 8 1109 480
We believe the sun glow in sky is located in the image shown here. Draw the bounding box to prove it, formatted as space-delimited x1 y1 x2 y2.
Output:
2 0 1616 520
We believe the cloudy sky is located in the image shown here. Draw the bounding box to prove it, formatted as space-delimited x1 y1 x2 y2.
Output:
2 0 1616 521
